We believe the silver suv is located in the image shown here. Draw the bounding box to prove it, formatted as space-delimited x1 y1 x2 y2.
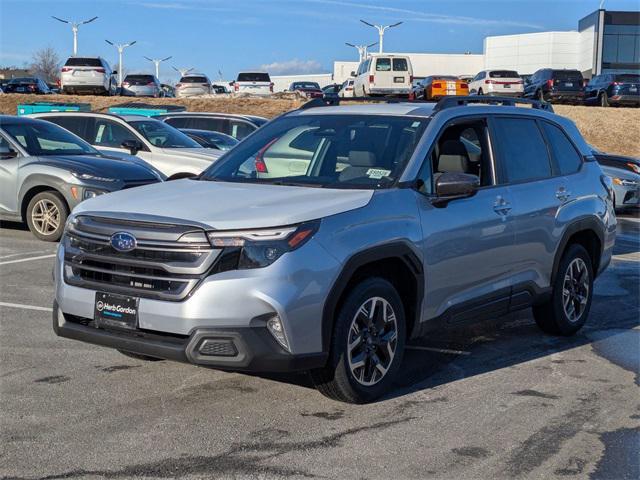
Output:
52 97 616 403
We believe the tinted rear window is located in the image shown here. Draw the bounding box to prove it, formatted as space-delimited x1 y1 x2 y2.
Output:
490 70 519 78
237 73 271 82
614 74 640 83
393 58 409 71
553 71 583 81
8 78 37 84
375 58 391 72
65 57 102 67
180 76 208 83
124 75 155 85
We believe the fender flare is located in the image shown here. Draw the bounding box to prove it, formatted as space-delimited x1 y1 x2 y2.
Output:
18 174 73 221
320 241 424 353
551 216 605 283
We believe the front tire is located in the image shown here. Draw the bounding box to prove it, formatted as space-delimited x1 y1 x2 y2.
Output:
25 191 68 242
599 91 609 107
310 278 406 403
533 244 593 336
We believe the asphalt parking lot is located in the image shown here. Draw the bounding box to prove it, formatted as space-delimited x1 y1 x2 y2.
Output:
1 214 638 480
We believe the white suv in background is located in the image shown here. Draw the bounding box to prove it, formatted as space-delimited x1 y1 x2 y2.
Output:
233 72 273 95
31 113 222 178
353 54 413 97
468 70 524 97
60 57 116 95
175 73 212 98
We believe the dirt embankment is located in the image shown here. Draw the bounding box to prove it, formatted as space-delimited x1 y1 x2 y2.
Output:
1 94 638 157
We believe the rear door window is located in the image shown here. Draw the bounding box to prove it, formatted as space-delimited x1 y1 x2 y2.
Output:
541 122 582 175
163 117 191 129
43 116 90 140
375 58 391 72
392 58 408 71
492 117 552 183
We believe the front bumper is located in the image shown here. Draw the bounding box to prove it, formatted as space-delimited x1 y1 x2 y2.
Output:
53 301 327 371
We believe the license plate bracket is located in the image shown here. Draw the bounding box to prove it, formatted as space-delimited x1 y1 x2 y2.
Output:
394 77 404 83
94 292 139 330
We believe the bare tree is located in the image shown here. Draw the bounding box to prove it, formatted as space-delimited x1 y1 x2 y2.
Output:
30 47 61 83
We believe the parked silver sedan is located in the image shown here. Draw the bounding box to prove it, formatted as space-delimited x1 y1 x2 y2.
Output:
121 74 162 97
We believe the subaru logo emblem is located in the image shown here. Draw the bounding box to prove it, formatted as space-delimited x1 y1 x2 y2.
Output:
110 232 137 252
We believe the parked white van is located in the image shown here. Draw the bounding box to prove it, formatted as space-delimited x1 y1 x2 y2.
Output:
352 54 413 97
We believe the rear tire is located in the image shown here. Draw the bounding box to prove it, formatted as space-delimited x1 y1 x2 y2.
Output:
25 191 68 242
310 278 406 403
537 89 545 102
478 88 484 96
118 350 165 362
533 244 593 336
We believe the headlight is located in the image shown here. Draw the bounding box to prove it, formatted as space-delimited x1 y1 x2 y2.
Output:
612 178 639 187
83 189 107 200
207 220 320 269
71 172 116 182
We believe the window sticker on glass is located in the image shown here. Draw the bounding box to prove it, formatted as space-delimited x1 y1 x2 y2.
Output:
367 168 392 179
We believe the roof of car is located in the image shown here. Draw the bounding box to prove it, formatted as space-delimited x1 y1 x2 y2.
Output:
155 112 268 122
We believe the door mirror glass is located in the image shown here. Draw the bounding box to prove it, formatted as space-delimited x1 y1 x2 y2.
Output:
433 172 479 204
121 139 142 155
0 145 18 159
350 71 356 77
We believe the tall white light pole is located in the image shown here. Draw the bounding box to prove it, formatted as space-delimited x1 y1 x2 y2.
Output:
172 66 194 77
51 16 98 56
345 42 378 62
360 20 403 53
105 40 136 87
144 56 172 79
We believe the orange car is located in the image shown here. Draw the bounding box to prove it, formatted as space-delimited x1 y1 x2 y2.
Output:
415 76 469 100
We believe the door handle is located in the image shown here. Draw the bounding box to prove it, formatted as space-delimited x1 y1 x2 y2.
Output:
493 196 512 216
556 188 572 202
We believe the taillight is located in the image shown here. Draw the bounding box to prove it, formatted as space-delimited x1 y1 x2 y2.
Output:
234 83 239 91
432 82 442 89
255 138 278 173
369 74 374 83
270 82 274 92
94 68 105 73
461 83 468 89
61 67 72 73
176 83 182 88
626 162 640 174
612 81 621 86
122 82 130 87
546 79 554 88
485 79 495 84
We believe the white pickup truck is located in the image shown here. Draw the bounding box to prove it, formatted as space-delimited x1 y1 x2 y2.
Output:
233 72 273 96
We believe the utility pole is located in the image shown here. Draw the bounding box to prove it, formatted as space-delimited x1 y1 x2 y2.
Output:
360 20 403 53
345 42 378 62
144 56 172 79
105 40 136 87
51 16 98 56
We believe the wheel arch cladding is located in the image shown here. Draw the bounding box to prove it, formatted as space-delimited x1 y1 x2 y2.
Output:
321 242 424 352
552 218 603 283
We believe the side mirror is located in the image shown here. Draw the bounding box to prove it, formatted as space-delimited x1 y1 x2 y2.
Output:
112 70 118 75
121 139 142 156
350 71 356 77
432 172 479 206
0 146 18 160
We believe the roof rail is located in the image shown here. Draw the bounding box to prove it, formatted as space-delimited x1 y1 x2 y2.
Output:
299 96 434 110
432 95 554 113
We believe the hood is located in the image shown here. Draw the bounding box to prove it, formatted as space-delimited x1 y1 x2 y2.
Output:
74 179 374 230
96 150 166 180
37 154 159 181
160 147 223 161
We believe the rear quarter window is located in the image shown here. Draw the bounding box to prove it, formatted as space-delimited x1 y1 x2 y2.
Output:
541 122 582 175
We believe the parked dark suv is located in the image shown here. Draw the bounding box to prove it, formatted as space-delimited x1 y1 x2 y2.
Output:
584 73 640 107
524 69 585 104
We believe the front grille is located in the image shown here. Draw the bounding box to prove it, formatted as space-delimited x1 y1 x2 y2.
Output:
63 215 220 301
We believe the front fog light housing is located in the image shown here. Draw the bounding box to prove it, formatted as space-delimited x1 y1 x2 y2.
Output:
267 315 290 352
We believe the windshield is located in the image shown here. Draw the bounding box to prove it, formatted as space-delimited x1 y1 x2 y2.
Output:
200 114 429 189
1 120 98 156
292 82 321 89
129 120 201 148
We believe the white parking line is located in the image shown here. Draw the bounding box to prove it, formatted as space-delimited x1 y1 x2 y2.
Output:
0 254 56 266
0 250 52 260
0 302 52 312
406 345 471 355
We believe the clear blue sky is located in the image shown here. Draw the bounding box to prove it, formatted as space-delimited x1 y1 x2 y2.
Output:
1 0 638 82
